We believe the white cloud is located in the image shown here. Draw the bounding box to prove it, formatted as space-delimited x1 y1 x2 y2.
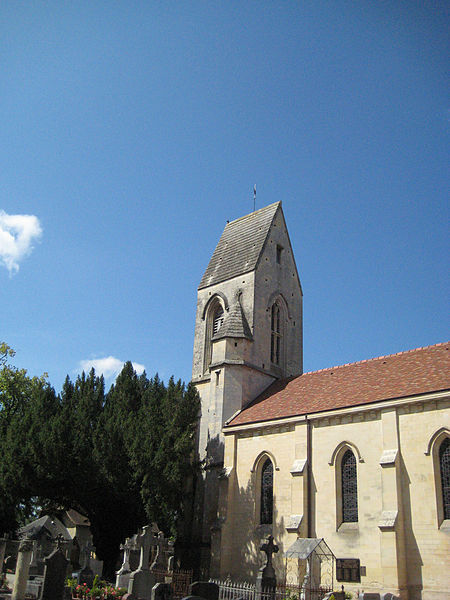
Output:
79 356 146 380
0 210 42 274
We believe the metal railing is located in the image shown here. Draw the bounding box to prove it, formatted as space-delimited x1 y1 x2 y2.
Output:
209 577 333 600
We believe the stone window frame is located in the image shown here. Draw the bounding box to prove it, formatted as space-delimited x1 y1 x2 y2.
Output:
251 451 278 531
202 293 228 374
267 294 289 371
331 442 361 531
425 427 450 529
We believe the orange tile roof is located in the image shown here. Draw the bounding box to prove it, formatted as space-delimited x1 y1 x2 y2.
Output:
226 343 450 427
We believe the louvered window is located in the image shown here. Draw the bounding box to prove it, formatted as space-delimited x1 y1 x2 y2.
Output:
341 450 358 522
440 437 450 520
270 304 281 364
260 458 273 525
213 307 224 335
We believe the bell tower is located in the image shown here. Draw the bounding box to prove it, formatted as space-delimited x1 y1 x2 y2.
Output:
191 201 302 575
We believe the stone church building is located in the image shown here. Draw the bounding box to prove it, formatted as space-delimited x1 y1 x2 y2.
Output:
191 202 449 599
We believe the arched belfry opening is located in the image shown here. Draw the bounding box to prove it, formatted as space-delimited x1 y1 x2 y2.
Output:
203 295 226 374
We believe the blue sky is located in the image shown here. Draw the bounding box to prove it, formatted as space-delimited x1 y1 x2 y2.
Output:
1 2 448 392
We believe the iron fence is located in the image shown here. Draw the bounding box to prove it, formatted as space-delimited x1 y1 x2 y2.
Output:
209 577 332 600
153 568 193 600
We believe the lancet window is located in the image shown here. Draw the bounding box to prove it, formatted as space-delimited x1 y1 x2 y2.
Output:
270 303 281 365
440 437 450 520
341 449 358 522
260 458 273 525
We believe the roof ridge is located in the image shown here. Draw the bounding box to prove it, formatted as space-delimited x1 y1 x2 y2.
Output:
302 342 449 376
226 201 280 227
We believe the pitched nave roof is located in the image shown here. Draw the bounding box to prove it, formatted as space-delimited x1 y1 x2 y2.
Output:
226 342 450 427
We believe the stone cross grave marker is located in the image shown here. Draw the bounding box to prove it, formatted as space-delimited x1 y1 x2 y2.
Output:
256 535 278 594
116 537 134 589
150 532 168 572
128 526 158 600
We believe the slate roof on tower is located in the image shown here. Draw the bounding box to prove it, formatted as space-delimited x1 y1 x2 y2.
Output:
212 300 253 340
226 342 450 427
199 202 280 289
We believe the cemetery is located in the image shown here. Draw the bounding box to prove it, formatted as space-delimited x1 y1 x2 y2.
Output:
0 518 399 600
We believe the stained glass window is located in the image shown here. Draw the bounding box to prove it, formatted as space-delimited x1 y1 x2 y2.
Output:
260 458 273 525
440 437 450 520
341 450 358 523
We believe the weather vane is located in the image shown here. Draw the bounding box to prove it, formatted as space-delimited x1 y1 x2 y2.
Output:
253 184 257 212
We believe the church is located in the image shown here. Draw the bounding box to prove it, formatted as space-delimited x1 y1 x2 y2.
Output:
190 202 449 600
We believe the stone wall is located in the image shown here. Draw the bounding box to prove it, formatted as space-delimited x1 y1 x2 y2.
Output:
218 393 450 600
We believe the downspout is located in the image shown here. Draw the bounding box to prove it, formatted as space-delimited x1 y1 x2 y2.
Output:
306 414 312 538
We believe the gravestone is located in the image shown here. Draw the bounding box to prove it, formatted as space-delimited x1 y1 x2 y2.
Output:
116 537 134 589
77 540 94 588
128 526 157 600
152 582 173 600
129 534 140 572
0 538 6 573
255 536 278 593
167 555 175 573
189 581 219 600
359 594 380 600
12 538 33 600
4 554 16 572
40 538 69 600
150 532 167 572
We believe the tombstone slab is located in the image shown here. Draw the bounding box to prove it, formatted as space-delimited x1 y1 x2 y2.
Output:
189 581 219 600
41 545 69 600
0 539 7 575
152 582 173 600
77 541 94 588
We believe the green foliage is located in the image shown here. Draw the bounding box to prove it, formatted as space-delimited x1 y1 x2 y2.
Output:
0 348 200 577
65 577 77 590
0 342 15 366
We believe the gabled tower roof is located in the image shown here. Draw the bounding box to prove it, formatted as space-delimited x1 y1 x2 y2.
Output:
198 202 280 290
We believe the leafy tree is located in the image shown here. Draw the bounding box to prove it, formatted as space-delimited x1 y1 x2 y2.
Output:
0 343 52 532
0 347 200 578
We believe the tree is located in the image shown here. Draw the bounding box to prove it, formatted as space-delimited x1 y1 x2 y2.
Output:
0 347 200 578
0 342 52 532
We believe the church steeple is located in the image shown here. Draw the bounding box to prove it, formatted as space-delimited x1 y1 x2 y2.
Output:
190 201 303 575
193 201 302 391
